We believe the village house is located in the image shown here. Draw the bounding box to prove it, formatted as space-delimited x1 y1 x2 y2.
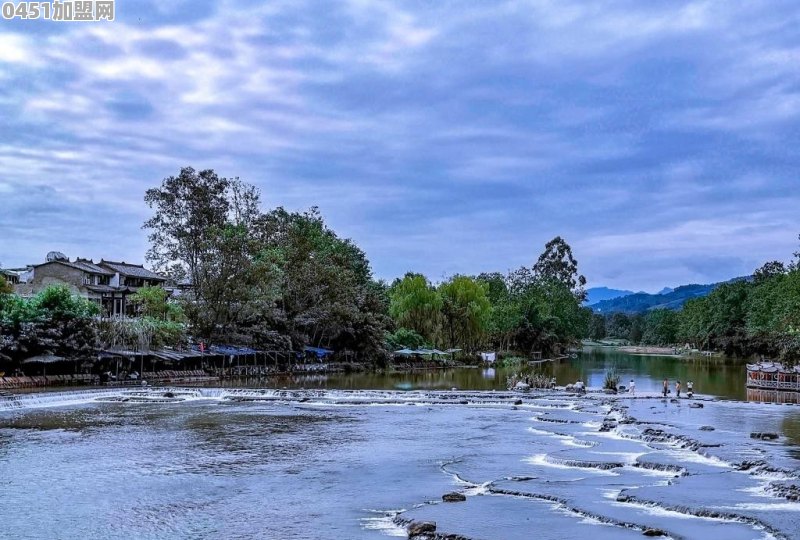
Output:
16 252 167 317
0 266 33 285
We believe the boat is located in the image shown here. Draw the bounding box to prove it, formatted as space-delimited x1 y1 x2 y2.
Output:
746 361 800 392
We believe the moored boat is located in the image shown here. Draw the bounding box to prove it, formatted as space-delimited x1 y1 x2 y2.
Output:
746 361 800 392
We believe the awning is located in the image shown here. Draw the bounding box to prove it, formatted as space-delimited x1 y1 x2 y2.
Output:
210 345 260 357
304 346 334 358
22 354 66 364
100 348 204 361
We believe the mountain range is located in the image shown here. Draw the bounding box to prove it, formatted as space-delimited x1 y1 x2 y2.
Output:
585 278 746 314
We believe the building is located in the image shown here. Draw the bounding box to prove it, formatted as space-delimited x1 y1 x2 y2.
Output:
17 252 167 317
0 266 33 285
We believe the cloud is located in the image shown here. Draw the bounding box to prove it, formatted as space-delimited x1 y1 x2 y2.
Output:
0 0 798 291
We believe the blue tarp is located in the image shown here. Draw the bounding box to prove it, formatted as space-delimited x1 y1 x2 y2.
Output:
209 345 259 356
304 346 334 358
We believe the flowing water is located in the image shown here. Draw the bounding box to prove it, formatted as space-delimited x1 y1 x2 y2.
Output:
1 350 799 539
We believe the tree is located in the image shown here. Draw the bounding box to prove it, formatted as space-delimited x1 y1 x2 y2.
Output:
746 270 800 364
438 275 492 352
386 327 427 350
753 261 786 284
250 207 388 356
389 273 442 344
0 275 12 295
606 312 632 340
0 285 99 361
533 236 587 302
129 285 183 321
641 309 679 345
588 313 606 341
143 167 268 341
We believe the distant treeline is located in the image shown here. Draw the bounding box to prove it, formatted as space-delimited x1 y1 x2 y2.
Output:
588 253 800 364
388 237 589 356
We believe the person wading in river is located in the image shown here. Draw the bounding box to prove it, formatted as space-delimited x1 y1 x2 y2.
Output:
663 378 669 397
676 380 681 398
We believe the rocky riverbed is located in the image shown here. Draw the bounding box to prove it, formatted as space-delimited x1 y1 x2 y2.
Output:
1 387 799 539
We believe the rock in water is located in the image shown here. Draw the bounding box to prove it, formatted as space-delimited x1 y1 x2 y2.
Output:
513 399 523 405
643 529 667 537
699 426 715 431
750 432 779 440
407 521 436 537
688 402 703 408
442 492 467 502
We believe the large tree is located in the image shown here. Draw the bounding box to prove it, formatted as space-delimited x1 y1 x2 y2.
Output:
143 167 268 341
438 275 492 352
533 236 587 302
389 273 442 345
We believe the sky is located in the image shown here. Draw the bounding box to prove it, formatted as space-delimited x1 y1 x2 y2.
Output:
1 0 798 292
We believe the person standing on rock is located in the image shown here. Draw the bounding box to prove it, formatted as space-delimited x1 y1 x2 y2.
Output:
663 378 669 397
676 380 681 398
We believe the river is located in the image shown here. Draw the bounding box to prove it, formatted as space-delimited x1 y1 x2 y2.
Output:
1 349 799 539
231 347 752 401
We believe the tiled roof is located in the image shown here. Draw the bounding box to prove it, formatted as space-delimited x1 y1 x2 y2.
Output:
99 260 166 280
72 259 115 275
34 259 114 275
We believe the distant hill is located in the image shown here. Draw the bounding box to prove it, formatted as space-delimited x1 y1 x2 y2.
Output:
584 287 635 305
657 287 674 295
590 278 747 313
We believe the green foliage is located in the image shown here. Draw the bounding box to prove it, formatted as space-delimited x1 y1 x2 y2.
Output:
0 275 13 295
389 273 442 344
533 236 587 302
143 171 392 359
588 313 606 341
0 285 99 360
640 309 679 346
386 327 428 350
129 285 184 321
96 317 186 352
603 366 620 391
438 275 492 352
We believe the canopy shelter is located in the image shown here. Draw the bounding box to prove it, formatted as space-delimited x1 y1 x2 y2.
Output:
22 354 66 378
393 348 449 360
304 346 334 359
100 348 203 361
209 345 259 357
22 354 65 364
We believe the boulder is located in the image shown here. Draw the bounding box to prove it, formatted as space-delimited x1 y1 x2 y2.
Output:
163 392 175 398
643 529 668 537
750 432 779 440
442 492 467 502
513 399 523 405
407 521 436 537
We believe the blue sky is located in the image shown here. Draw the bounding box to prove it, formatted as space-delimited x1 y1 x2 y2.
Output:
1 0 798 291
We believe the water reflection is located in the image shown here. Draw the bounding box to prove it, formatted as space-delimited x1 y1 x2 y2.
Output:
191 348 790 403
